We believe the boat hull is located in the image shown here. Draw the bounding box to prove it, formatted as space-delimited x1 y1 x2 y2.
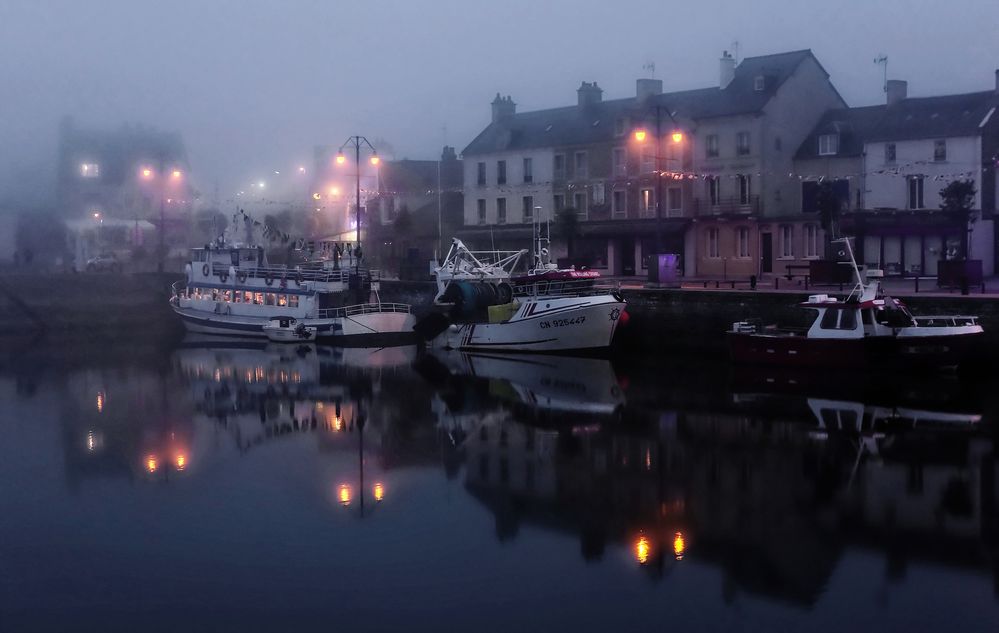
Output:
173 306 416 344
433 295 625 353
728 330 984 370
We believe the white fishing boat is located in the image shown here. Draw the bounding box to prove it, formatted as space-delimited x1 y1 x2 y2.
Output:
263 316 317 342
170 243 416 343
419 227 626 353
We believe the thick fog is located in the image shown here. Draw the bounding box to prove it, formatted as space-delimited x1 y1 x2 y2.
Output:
1 0 997 207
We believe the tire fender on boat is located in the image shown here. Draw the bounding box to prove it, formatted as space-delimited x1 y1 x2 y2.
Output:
202 263 210 277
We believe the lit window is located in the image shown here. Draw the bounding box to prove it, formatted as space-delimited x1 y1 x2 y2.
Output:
639 188 655 216
80 163 100 178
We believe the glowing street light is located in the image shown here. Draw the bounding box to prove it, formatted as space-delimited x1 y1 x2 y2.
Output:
633 129 648 142
369 154 380 166
635 534 651 565
312 192 322 200
338 483 353 506
329 186 340 197
298 165 306 173
373 482 385 502
141 167 153 179
671 131 684 143
335 152 346 165
171 169 182 179
334 135 379 255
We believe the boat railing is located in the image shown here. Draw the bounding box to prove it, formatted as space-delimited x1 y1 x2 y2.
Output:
912 315 979 327
316 302 411 319
513 279 620 299
207 262 350 284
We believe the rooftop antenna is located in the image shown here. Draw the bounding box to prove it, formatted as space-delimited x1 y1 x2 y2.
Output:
731 40 740 65
874 55 888 92
642 61 656 79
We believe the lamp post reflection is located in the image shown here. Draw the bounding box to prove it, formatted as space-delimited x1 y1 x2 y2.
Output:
335 401 385 518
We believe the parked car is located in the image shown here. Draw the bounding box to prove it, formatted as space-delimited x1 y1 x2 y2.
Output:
86 253 121 273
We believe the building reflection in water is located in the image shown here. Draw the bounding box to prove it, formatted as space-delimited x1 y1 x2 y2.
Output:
27 340 998 608
423 350 999 600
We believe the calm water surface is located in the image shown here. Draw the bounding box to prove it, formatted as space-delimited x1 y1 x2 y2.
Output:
1 339 997 632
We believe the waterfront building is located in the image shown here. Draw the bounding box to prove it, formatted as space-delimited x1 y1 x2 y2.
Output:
796 75 999 276
56 116 195 251
366 146 463 277
460 50 846 277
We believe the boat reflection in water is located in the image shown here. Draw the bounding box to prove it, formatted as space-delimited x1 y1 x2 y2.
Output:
10 342 996 628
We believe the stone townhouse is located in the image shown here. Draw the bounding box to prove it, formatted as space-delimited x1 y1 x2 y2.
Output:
796 74 999 276
460 50 846 277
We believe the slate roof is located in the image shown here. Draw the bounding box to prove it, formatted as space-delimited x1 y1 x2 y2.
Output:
796 91 999 159
463 50 823 156
378 158 462 193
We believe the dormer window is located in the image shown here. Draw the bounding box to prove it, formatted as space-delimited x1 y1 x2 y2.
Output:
818 134 839 156
754 76 765 91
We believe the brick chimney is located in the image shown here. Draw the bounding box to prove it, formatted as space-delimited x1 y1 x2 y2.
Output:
441 145 457 162
577 81 603 107
719 50 736 88
636 78 663 102
887 79 908 105
491 94 516 123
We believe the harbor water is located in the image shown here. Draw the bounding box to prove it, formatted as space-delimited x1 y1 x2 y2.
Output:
1 338 997 632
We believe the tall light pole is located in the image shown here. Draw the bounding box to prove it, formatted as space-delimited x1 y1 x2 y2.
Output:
634 106 684 256
334 136 379 263
142 160 183 273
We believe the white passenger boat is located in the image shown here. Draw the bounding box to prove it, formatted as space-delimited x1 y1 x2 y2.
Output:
170 244 416 343
419 225 626 353
263 316 317 342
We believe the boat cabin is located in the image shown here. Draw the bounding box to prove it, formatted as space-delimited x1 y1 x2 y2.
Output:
190 246 266 270
803 293 916 339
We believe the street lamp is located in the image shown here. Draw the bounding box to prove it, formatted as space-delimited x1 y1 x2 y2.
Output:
140 161 184 273
633 110 686 255
333 136 380 262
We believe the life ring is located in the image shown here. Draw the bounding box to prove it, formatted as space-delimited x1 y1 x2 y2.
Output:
202 263 209 276
265 273 274 286
295 238 305 250
237 271 247 284
220 272 228 283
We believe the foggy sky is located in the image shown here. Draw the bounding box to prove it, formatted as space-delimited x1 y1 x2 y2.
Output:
1 0 997 207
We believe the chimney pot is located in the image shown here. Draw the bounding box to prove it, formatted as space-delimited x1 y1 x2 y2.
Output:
577 81 603 107
719 51 736 89
491 94 516 123
636 78 663 102
886 79 908 105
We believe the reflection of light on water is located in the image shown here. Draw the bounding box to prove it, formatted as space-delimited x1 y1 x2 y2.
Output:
175 454 187 471
373 482 385 502
146 456 158 473
338 484 352 506
96 392 104 413
86 430 103 452
673 532 685 560
645 448 651 470
635 534 650 565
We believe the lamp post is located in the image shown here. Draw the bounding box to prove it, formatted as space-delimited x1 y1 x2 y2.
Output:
633 106 685 256
334 136 380 265
141 160 183 273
